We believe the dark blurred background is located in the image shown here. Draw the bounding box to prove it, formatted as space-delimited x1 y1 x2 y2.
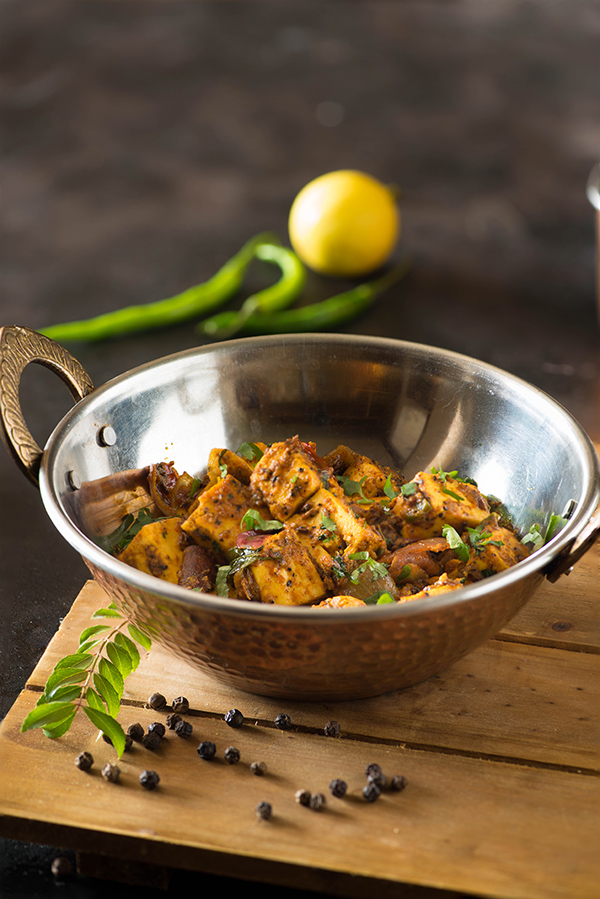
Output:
1 1 598 897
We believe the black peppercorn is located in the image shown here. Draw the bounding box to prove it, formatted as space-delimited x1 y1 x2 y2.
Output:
139 769 160 790
309 792 326 811
51 857 72 878
166 713 182 730
174 719 193 738
274 713 292 730
368 770 387 789
391 774 408 792
148 722 166 738
295 789 311 806
148 692 167 710
250 761 267 776
255 801 272 821
101 763 120 783
329 778 347 798
171 696 190 714
127 723 144 742
363 782 381 803
142 731 162 751
224 746 240 765
197 741 216 760
75 751 94 771
324 720 341 738
365 762 382 779
224 708 244 728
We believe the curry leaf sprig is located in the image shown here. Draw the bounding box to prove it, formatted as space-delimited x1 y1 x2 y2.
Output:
21 603 152 757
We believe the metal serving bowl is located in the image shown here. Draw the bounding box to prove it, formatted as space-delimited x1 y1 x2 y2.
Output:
1 325 598 700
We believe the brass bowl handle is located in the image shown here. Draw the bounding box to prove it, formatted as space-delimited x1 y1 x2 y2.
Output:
0 325 95 485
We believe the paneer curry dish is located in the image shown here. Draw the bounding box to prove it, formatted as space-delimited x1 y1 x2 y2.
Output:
107 436 531 608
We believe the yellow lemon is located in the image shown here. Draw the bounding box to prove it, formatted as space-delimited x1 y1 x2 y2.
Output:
288 170 400 277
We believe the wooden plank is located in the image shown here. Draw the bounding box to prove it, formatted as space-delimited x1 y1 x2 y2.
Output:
0 689 598 899
501 539 599 650
25 581 599 770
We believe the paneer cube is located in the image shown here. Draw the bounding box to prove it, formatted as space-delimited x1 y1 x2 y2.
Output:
118 517 187 583
390 470 490 543
462 515 530 581
242 529 327 606
206 447 255 486
180 474 254 556
288 487 386 559
326 445 404 501
250 436 323 520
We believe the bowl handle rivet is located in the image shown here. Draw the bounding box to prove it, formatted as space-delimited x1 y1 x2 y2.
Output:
97 425 117 447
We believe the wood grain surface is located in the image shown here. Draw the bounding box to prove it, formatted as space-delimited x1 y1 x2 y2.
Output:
1 539 598 899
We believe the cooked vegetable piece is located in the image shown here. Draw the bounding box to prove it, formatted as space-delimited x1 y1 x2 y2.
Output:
389 470 490 543
397 573 464 602
240 529 327 606
206 448 254 487
118 518 188 583
250 436 324 520
325 445 404 500
177 545 218 592
314 596 367 609
180 474 259 555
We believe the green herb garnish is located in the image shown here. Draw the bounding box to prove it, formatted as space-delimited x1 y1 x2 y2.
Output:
240 509 283 532
442 525 470 562
466 523 504 552
236 441 264 462
96 508 158 555
383 476 400 500
336 474 371 504
320 513 338 533
21 604 151 757
521 523 544 550
364 590 396 605
400 481 417 497
348 552 390 584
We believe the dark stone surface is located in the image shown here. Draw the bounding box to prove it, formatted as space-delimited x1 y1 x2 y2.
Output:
0 1 598 896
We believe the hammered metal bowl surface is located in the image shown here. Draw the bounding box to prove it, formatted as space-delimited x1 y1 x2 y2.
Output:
36 333 599 700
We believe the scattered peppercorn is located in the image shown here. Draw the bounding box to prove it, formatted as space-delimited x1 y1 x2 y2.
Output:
174 719 193 738
148 692 167 710
309 793 326 811
250 761 267 776
295 789 311 806
224 746 241 765
142 732 162 751
101 763 120 784
363 782 381 803
391 774 408 792
197 741 216 760
365 762 382 780
127 723 144 742
148 722 166 738
367 770 387 789
224 708 244 728
323 720 341 738
166 713 182 730
102 732 113 745
123 737 133 752
274 713 292 730
255 801 272 821
75 751 94 772
139 769 160 790
329 778 347 798
171 696 190 714
51 857 72 878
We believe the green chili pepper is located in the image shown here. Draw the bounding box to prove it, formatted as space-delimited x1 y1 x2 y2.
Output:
39 232 278 343
199 242 306 339
223 258 411 337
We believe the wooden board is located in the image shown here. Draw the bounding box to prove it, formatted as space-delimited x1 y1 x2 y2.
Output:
0 541 598 899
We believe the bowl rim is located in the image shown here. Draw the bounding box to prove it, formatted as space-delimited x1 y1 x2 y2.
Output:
39 333 600 622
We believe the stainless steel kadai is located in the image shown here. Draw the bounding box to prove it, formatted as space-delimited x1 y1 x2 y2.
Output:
1 325 598 700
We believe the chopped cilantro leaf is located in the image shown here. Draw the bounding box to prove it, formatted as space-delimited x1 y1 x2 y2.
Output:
442 525 470 562
240 509 283 532
236 442 263 462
